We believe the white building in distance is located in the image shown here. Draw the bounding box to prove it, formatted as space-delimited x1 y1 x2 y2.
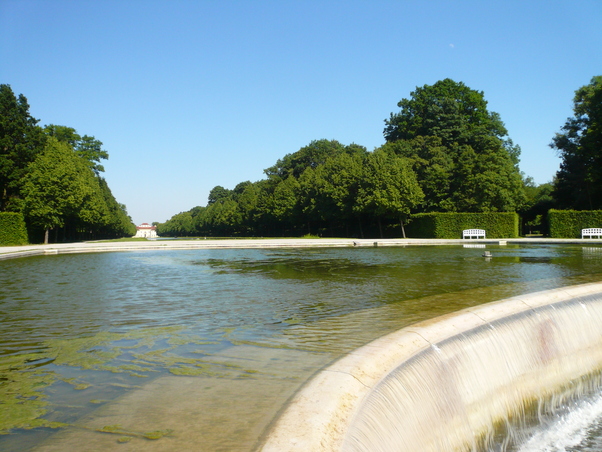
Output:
134 223 158 239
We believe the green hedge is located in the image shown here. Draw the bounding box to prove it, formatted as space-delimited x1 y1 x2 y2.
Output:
408 212 519 238
549 210 602 238
0 212 29 245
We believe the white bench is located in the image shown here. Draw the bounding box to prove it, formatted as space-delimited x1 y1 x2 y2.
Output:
463 229 486 239
582 228 602 239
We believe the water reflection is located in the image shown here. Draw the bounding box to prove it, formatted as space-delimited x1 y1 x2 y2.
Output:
1 244 602 450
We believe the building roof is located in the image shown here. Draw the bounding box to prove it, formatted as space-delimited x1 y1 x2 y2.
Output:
136 223 156 230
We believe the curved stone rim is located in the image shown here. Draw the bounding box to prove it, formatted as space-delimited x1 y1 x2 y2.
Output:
1 237 600 261
259 281 602 451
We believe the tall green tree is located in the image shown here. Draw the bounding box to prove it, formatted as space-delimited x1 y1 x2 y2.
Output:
270 175 300 226
203 198 242 235
382 137 454 212
157 210 196 236
552 76 602 210
0 84 47 211
355 149 424 238
384 78 508 146
97 178 136 237
45 125 108 175
383 79 525 212
265 139 367 180
21 138 108 243
315 152 364 228
207 185 232 205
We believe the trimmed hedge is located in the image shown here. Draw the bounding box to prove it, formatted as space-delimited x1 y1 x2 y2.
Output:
408 212 519 238
0 212 29 245
549 210 602 238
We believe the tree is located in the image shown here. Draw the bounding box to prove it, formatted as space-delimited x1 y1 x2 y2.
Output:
97 178 136 237
0 85 47 211
207 185 232 205
383 79 525 212
45 125 108 175
381 137 454 212
203 198 242 235
264 139 367 180
314 152 364 229
270 175 300 226
157 211 195 236
552 76 602 209
354 149 424 238
235 183 260 234
75 135 108 175
384 78 507 146
21 138 107 243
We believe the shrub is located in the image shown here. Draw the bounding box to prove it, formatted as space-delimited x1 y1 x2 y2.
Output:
408 212 519 238
548 210 602 238
0 212 29 245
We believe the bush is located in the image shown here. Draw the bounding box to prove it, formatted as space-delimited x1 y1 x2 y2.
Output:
0 212 29 245
408 212 519 238
548 210 602 238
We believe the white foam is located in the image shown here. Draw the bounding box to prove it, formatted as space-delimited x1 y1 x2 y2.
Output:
517 391 602 452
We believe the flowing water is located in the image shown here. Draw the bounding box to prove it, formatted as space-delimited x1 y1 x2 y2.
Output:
1 244 602 451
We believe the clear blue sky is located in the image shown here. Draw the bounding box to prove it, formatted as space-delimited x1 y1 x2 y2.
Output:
1 0 601 225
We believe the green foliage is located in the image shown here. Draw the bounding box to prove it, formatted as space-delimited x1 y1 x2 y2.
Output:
21 138 105 231
0 84 47 212
20 138 134 242
156 210 196 236
44 125 109 174
383 79 525 213
264 139 367 180
207 185 232 205
548 210 602 238
0 212 28 245
0 87 133 242
408 212 519 238
520 177 555 235
160 80 532 238
552 76 602 210
384 78 508 146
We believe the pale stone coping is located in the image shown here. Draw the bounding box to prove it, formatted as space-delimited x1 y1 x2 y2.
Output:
1 237 600 261
259 281 602 451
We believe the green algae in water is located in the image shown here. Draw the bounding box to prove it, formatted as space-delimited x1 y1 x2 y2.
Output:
0 326 235 434
96 424 173 440
0 352 59 434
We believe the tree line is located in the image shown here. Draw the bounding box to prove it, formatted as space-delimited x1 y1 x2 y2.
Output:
159 78 555 238
160 76 602 238
0 84 136 243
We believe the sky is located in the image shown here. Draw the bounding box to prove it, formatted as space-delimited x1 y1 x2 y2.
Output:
1 0 601 225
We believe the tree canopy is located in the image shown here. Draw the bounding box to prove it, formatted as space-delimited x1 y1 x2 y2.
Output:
159 80 536 238
0 85 134 243
383 79 525 213
0 84 47 212
551 76 602 210
45 124 108 175
384 78 508 146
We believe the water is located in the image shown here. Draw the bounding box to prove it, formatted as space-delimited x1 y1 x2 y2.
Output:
515 392 602 452
1 244 602 451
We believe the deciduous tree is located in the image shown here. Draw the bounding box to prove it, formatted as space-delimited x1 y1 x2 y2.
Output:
0 85 46 211
552 76 602 209
383 79 525 212
21 138 107 243
355 149 424 237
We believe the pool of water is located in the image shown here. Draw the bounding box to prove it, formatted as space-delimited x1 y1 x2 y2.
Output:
2 244 602 451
